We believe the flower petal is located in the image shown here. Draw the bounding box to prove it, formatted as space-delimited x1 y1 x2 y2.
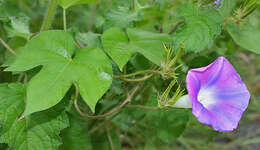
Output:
186 56 250 132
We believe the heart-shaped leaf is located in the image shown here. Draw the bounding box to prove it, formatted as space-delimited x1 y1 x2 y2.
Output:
6 30 112 116
102 27 171 71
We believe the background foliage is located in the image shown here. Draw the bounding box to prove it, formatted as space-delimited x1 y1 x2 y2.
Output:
0 0 260 150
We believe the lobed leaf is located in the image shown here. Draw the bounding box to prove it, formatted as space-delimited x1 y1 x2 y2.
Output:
6 30 112 116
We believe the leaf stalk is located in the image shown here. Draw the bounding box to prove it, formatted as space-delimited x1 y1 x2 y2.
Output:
0 37 17 55
63 9 67 31
41 0 58 31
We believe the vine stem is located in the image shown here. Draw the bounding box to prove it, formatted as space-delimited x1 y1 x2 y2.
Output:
63 9 67 31
73 83 141 119
0 37 17 55
168 21 185 35
107 0 111 8
88 4 97 32
41 0 58 31
113 69 159 78
123 66 129 97
89 115 117 134
106 124 115 150
113 74 153 82
132 0 135 11
126 105 160 110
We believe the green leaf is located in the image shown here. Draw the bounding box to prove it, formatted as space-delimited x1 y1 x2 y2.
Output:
219 0 236 17
75 32 101 48
104 7 141 30
113 94 189 145
127 28 171 66
101 27 133 71
6 30 112 116
227 21 260 54
144 94 189 142
91 131 122 150
146 109 189 142
0 1 19 20
102 27 171 71
173 4 222 52
4 14 31 39
130 54 152 71
0 83 69 150
3 37 27 67
60 114 92 150
0 143 8 150
58 0 99 9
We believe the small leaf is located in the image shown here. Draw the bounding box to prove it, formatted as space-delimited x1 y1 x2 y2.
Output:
58 0 99 9
6 30 112 116
0 83 69 150
60 114 92 150
173 4 222 52
4 14 31 39
104 7 141 30
227 21 260 54
102 27 171 71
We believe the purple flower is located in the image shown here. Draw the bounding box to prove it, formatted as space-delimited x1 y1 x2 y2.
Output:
186 57 250 131
214 0 221 5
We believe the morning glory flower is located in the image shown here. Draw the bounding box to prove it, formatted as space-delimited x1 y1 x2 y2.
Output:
214 0 221 5
185 57 250 131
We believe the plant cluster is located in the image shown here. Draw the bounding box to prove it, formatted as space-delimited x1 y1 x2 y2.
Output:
0 0 259 149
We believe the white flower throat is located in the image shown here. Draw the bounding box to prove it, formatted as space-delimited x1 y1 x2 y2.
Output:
197 87 216 108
